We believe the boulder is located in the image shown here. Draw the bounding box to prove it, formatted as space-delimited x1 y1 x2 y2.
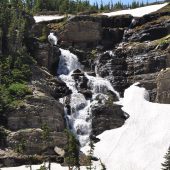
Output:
91 103 126 135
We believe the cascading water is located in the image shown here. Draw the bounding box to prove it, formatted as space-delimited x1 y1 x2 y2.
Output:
57 48 119 146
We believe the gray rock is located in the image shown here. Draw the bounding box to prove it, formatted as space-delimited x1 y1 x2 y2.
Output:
156 68 170 104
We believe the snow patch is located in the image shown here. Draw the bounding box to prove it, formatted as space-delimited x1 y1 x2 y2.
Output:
102 3 168 17
34 15 65 23
93 83 170 170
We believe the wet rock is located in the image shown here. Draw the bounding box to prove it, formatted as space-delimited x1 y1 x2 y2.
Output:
91 103 126 136
79 90 92 99
35 43 61 75
89 135 100 143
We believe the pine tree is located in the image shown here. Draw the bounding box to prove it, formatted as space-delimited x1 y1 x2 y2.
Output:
86 139 95 170
64 129 80 170
162 147 170 170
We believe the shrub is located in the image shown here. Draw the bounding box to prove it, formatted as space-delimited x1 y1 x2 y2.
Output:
8 83 32 98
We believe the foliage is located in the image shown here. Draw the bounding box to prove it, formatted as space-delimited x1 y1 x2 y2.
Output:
162 147 170 170
36 165 47 170
0 3 34 119
15 138 26 154
0 127 7 147
8 83 32 98
41 123 50 142
64 129 80 170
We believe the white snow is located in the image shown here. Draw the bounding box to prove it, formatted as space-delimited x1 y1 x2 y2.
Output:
102 3 168 17
92 83 170 170
34 15 65 23
1 163 86 170
1 162 102 170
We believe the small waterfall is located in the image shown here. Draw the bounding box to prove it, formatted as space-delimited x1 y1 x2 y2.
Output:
58 48 119 146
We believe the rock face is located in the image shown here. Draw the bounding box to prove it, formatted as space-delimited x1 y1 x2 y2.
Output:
156 68 170 104
124 18 170 42
61 20 101 43
36 44 61 75
7 95 65 132
7 129 67 155
59 15 132 49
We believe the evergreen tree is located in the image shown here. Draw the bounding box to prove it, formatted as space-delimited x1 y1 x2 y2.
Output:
86 139 95 170
100 0 104 11
64 129 80 170
162 147 170 170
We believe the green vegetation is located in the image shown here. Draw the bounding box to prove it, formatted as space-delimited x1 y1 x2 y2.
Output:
0 127 7 147
64 129 80 170
15 138 26 154
86 139 96 170
36 165 47 170
8 83 32 98
162 147 170 170
41 123 50 142
0 2 35 122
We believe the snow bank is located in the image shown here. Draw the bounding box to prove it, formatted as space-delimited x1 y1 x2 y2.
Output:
1 162 101 170
94 83 170 170
1 163 67 170
102 3 168 17
34 15 65 23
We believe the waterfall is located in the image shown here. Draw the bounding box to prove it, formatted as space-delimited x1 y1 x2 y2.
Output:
58 48 119 146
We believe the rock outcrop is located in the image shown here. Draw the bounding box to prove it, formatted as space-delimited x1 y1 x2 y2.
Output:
58 15 132 49
156 68 170 104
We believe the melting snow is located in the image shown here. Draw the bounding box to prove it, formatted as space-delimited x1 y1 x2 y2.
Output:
92 83 170 170
34 15 65 23
102 3 168 17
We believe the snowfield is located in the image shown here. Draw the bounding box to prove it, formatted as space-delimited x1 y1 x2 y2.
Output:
102 3 168 17
34 15 65 23
93 83 170 170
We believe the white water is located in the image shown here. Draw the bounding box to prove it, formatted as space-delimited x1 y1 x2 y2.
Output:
58 48 119 146
48 33 58 46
